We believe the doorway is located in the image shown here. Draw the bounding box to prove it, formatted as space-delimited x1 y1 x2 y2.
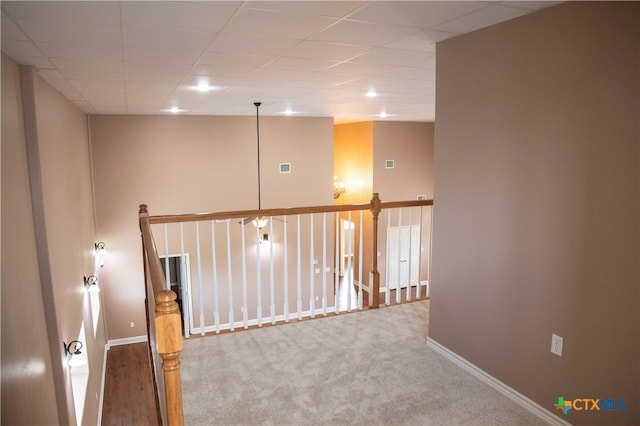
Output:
159 254 192 336
386 225 421 290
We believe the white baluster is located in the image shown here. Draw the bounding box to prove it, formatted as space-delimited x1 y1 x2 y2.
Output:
211 221 220 334
226 220 234 331
309 214 315 318
296 215 302 320
269 218 276 325
284 216 289 323
322 213 327 316
241 222 248 329
256 223 262 327
358 210 363 310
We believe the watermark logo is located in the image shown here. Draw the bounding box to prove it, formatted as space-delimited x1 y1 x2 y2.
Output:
554 397 626 415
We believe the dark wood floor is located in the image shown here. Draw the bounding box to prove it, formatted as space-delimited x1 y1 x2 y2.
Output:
102 342 158 425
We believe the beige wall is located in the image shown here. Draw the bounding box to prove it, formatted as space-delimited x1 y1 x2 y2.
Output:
1 55 105 425
373 121 434 201
1 53 59 426
334 121 374 204
90 114 334 339
431 2 639 425
374 121 434 287
334 121 434 293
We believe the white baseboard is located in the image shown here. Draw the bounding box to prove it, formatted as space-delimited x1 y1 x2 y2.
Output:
426 338 570 426
107 335 147 348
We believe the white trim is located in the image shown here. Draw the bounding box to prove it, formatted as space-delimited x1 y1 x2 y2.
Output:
189 306 339 335
96 344 108 426
426 339 570 426
107 335 147 348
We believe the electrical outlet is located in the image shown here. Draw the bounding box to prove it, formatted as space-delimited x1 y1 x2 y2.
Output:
551 333 563 356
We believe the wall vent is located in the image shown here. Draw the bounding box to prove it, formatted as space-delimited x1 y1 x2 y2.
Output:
385 160 394 169
279 163 291 173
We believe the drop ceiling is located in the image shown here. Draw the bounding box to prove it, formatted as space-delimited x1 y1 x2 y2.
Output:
1 1 559 123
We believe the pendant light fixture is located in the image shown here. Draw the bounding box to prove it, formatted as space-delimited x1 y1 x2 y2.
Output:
241 102 268 228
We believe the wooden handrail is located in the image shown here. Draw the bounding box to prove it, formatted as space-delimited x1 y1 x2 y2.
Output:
148 198 432 225
139 204 185 426
139 194 433 423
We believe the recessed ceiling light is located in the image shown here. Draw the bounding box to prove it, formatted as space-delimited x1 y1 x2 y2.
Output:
366 90 377 98
283 108 294 116
195 82 216 93
378 111 388 118
168 106 183 114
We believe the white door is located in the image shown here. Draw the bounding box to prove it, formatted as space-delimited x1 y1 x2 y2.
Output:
387 225 420 290
159 253 192 336
339 219 355 276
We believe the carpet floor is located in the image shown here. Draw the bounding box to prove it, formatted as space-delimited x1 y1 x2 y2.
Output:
181 300 547 425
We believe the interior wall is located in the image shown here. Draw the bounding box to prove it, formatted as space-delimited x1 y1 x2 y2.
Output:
431 3 639 425
1 52 59 426
333 121 435 294
373 121 434 202
334 121 374 204
373 121 434 289
33 63 106 426
89 114 334 340
1 55 105 425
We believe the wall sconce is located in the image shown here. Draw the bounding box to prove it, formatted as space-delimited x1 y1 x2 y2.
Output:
84 275 99 293
63 340 87 367
94 242 106 267
334 176 346 199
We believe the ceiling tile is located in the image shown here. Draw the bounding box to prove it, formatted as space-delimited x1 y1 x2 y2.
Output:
52 57 123 73
311 20 418 47
124 60 191 75
282 40 371 61
350 1 486 28
350 47 433 67
222 8 337 40
7 56 54 69
60 70 124 81
16 19 121 47
1 14 29 41
124 47 203 65
1 1 121 25
123 1 239 34
37 43 122 61
124 27 212 50
382 30 448 52
262 56 337 72
433 4 531 34
198 52 275 76
1 40 42 58
244 1 364 18
207 33 299 56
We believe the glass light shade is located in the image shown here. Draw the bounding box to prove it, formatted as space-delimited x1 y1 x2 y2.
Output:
252 216 269 229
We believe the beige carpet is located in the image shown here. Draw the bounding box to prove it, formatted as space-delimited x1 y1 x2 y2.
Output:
181 300 546 425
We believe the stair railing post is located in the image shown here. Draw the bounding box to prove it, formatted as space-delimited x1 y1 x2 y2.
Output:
369 193 381 309
155 290 184 426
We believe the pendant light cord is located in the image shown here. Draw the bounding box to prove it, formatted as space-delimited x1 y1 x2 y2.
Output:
254 102 262 210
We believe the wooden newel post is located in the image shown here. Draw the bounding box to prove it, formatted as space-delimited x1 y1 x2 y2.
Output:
155 290 184 426
369 193 382 309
